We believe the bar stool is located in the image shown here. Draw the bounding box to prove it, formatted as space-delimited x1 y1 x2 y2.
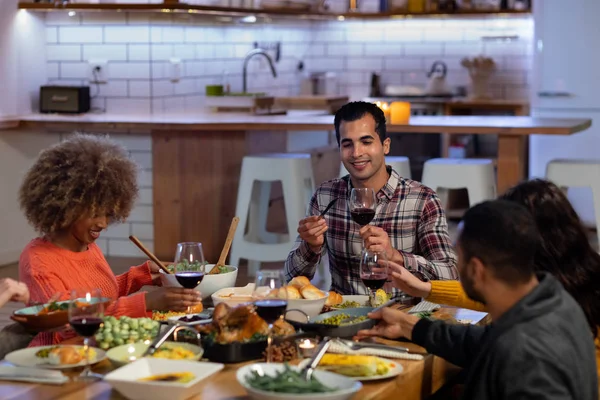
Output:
422 158 496 207
229 153 315 277
546 159 600 249
339 156 412 179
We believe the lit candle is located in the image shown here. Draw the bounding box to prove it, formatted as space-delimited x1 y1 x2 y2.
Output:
380 102 390 121
296 338 318 358
390 101 411 124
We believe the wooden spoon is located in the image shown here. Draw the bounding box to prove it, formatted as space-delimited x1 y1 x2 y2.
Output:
209 216 240 275
129 235 172 274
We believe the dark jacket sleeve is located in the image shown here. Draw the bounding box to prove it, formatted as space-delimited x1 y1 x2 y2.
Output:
502 357 577 399
412 318 488 368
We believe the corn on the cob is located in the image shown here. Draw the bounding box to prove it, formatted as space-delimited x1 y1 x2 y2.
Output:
318 354 392 377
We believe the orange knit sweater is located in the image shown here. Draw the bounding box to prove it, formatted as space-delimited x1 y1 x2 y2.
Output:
19 238 154 347
428 280 600 386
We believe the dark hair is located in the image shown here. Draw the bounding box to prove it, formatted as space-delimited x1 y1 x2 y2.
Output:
501 178 600 335
459 200 540 285
333 101 387 146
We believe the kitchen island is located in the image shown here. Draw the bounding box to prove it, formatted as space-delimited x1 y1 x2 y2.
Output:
8 112 591 260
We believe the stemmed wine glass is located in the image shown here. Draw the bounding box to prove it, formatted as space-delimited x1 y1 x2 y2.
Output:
252 270 287 363
174 242 206 312
360 249 389 301
68 288 104 382
349 188 377 227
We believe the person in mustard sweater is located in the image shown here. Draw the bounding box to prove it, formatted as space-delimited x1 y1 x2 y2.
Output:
18 134 202 346
389 179 600 380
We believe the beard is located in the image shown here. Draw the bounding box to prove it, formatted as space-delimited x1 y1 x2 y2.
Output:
460 266 486 305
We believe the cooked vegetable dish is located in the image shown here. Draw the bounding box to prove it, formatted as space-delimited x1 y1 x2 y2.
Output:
95 316 160 350
245 363 335 394
320 314 368 326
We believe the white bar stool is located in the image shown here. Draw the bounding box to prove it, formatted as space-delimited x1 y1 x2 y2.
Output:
230 153 315 277
546 159 600 249
339 156 412 179
422 158 496 207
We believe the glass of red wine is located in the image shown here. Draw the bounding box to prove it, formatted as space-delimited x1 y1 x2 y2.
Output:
349 188 376 227
252 269 287 363
360 249 389 300
68 288 104 382
174 242 205 312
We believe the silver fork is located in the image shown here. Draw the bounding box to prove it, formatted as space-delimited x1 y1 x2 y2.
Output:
300 337 332 381
333 338 410 353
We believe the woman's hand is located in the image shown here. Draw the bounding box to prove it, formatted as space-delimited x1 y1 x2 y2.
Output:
355 307 420 341
148 261 172 284
387 261 432 299
0 278 30 307
145 287 201 312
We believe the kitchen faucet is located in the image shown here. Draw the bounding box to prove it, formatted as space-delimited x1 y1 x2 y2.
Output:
242 49 277 93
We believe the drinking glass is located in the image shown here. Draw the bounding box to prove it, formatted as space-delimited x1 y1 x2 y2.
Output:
252 270 287 363
68 288 104 382
349 188 376 227
360 249 389 300
174 242 205 312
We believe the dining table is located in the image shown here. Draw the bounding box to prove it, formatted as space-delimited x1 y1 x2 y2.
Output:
0 306 488 400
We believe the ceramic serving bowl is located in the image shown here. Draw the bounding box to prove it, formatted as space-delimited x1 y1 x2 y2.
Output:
160 264 238 300
106 341 204 368
237 362 362 400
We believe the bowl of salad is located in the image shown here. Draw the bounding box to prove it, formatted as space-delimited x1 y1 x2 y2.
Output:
160 263 238 300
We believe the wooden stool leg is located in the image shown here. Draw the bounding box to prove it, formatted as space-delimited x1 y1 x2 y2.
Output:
497 135 527 194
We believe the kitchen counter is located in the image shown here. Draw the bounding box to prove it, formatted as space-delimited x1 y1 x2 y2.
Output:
6 111 592 260
13 112 590 135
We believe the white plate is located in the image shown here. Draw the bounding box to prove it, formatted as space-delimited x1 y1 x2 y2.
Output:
299 356 403 382
5 345 106 370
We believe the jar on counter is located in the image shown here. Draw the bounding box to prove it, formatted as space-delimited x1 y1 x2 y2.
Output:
407 0 425 12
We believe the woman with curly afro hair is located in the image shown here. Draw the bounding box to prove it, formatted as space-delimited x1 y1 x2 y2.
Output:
18 134 201 347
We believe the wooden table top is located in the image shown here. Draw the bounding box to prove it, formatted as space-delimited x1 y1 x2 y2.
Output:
0 307 488 400
10 112 591 135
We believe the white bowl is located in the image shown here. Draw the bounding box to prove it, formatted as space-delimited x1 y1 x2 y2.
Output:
286 292 329 323
106 341 204 368
237 362 362 400
160 264 238 299
104 358 223 400
211 283 260 307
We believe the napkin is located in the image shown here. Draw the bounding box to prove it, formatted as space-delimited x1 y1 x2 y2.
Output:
408 300 441 314
327 342 424 361
0 366 69 385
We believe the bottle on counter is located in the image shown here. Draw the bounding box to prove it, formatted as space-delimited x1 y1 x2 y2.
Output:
221 70 230 94
407 0 425 13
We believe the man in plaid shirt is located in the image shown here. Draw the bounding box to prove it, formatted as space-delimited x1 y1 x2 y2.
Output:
284 101 458 297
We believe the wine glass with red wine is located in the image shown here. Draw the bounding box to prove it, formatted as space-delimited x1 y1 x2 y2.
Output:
360 249 389 300
174 242 206 312
349 188 377 226
252 270 287 363
68 288 104 382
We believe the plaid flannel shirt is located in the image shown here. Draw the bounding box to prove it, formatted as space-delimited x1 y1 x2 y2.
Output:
284 167 458 297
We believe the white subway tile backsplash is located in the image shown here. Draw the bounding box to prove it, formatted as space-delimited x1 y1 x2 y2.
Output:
384 57 423 71
105 27 150 43
136 188 153 206
312 29 345 43
83 45 128 61
384 27 423 43
131 223 153 240
60 62 89 79
150 44 173 61
128 44 151 61
59 27 103 43
346 57 383 72
108 239 153 257
328 43 363 57
47 45 82 61
130 151 152 170
47 62 59 79
152 80 174 97
199 44 218 58
129 80 152 97
444 42 485 56
137 169 153 188
46 12 82 26
109 62 151 79
346 27 384 43
423 28 465 42
104 223 130 239
173 44 195 60
46 27 58 44
160 26 185 43
184 27 205 43
200 27 225 43
106 98 151 115
96 238 109 254
404 43 444 56
81 12 127 25
501 55 531 71
98 81 129 97
128 204 153 222
363 44 402 57
305 57 346 72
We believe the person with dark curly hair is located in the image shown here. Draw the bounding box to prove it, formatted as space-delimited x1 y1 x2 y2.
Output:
18 134 201 347
386 178 600 383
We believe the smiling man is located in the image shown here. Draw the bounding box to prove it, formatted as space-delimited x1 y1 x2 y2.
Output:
284 101 458 297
